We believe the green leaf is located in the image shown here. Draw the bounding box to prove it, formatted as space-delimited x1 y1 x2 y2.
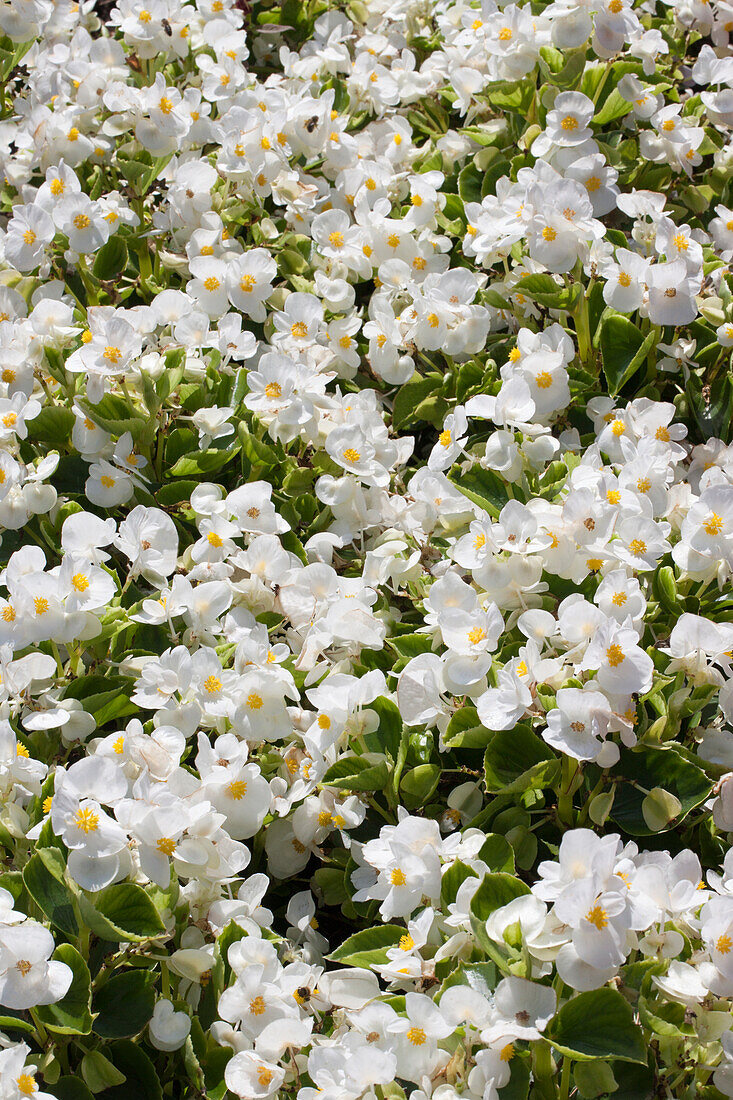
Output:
0 1013 34 1035
441 860 478 906
470 873 531 955
573 1061 618 1098
484 725 559 794
594 87 632 126
444 706 491 749
499 1057 531 1100
400 763 441 808
546 988 647 1063
81 1050 127 1093
392 372 443 429
387 633 434 658
78 394 147 440
610 745 712 836
439 961 497 999
515 273 582 311
458 163 483 204
22 848 79 936
169 446 241 477
364 696 403 760
79 882 166 943
49 1079 96 1100
478 833 515 873
330 925 406 966
321 753 390 792
104 1041 163 1100
451 466 509 518
27 406 75 447
93 970 156 1038
36 945 92 1035
92 236 128 280
600 314 655 395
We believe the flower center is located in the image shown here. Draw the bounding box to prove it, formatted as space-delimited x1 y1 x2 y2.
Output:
586 903 608 930
74 806 99 833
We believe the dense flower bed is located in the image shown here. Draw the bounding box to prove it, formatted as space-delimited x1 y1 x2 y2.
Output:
0 0 733 1097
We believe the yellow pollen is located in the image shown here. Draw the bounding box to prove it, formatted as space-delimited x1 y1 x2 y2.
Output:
43 796 53 813
586 903 608 930
607 489 620 504
204 276 220 292
338 335 352 349
586 175 601 192
606 643 625 667
611 419 626 436
673 233 688 251
636 477 651 493
113 735 125 754
16 1075 36 1096
390 867 407 886
439 428 452 447
618 271 631 287
71 573 89 592
411 194 423 207
103 345 122 364
16 960 32 977
629 538 647 557
257 1067 274 1087
159 96 173 114
535 371 553 389
207 532 223 548
343 448 361 463
204 674 222 694
67 127 79 141
468 626 486 645
612 591 627 606
240 274 256 292
499 25 513 38
500 1043 515 1062
74 806 99 833
387 233 400 248
704 513 724 536
399 933 415 950
474 533 486 551
2 413 16 428
100 475 115 488
318 810 332 827
16 744 30 757
2 605 15 622
716 934 732 954
561 115 578 131
250 996 266 1015
509 347 521 362
407 1027 426 1046
247 692 263 710
542 226 557 242
34 597 49 615
661 119 675 132
50 179 65 196
517 660 528 676
291 321 308 339
138 8 151 20
156 837 176 855
226 780 248 800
